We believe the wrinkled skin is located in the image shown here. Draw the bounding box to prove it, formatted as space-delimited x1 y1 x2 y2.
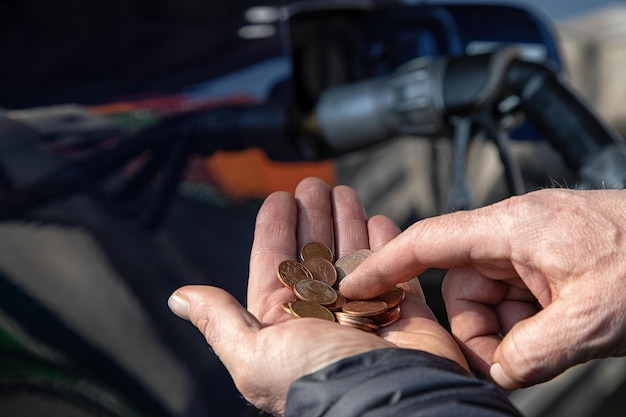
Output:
340 188 626 389
169 177 467 416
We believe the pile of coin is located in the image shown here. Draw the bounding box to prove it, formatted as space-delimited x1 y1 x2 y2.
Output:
277 242 404 332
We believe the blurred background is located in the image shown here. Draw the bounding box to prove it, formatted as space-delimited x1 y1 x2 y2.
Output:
1 1 625 416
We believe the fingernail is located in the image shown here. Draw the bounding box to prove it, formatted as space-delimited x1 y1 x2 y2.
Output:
168 292 190 320
489 363 518 390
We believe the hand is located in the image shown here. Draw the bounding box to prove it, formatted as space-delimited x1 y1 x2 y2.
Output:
339 188 626 389
168 177 467 416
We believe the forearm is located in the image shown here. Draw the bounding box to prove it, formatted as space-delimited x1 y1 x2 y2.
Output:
285 348 522 417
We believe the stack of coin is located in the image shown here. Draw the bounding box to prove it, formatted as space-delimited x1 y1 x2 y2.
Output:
277 242 404 331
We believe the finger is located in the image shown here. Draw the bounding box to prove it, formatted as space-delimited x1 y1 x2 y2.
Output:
332 185 369 258
366 215 428 301
490 299 602 390
295 177 334 251
496 286 540 334
442 267 509 375
442 267 542 377
169 286 260 378
339 205 511 299
247 191 299 321
367 215 401 251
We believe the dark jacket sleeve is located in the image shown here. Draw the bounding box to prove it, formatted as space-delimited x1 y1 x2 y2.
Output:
284 348 523 417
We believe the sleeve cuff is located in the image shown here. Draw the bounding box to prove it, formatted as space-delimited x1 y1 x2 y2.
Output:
285 348 522 417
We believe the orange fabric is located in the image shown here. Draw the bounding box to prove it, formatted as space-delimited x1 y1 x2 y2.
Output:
205 148 335 198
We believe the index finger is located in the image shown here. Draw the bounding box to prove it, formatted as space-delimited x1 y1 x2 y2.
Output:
339 206 511 299
295 177 334 252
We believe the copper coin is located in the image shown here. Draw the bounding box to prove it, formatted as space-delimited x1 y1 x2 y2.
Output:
338 320 379 332
277 260 313 289
375 287 406 308
336 320 377 332
342 300 388 317
371 305 402 327
280 302 295 316
335 313 379 331
324 292 347 312
303 257 337 287
300 242 333 262
335 251 371 285
294 279 338 306
335 312 376 325
289 300 335 321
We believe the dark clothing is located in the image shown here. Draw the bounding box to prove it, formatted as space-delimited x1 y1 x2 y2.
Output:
285 348 523 417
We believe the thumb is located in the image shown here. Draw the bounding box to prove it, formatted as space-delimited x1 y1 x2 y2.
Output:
490 301 588 389
168 285 261 370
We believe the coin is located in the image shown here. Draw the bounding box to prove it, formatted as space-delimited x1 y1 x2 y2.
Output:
335 251 371 285
277 260 313 289
342 300 388 317
275 245 402 332
303 257 337 287
375 287 406 309
294 279 338 306
300 242 333 263
335 312 379 331
324 292 347 312
335 320 376 332
334 312 376 324
289 300 335 321
371 305 402 327
280 302 295 316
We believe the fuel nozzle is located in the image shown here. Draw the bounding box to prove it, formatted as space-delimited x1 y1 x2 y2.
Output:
306 46 626 189
308 57 448 154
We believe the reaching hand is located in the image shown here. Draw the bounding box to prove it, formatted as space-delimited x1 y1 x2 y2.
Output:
339 188 626 390
168 177 467 416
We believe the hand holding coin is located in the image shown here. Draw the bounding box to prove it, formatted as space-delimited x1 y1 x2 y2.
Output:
168 177 468 417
